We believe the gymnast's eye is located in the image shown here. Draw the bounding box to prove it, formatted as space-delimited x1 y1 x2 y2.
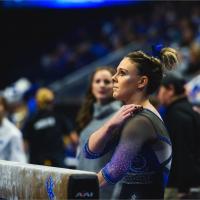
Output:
119 70 126 76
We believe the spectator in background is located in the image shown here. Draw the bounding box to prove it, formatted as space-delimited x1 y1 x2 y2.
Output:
22 87 72 168
184 42 200 77
0 96 27 163
157 73 200 199
185 73 200 107
75 67 121 199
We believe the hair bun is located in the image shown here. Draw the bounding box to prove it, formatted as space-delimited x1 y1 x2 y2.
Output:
160 47 179 71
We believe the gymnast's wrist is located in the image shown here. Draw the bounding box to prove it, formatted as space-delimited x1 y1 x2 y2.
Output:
104 120 117 134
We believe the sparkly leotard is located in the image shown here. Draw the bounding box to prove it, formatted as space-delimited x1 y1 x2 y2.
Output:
84 109 172 199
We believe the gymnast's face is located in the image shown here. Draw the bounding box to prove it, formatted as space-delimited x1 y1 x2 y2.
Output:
112 57 143 104
92 69 113 104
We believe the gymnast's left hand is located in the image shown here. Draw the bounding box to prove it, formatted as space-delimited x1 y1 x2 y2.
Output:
106 104 142 129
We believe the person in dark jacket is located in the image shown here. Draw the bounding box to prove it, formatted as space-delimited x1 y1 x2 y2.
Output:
22 87 72 167
157 73 200 199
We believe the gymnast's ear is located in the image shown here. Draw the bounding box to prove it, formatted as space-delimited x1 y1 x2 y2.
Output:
137 75 148 90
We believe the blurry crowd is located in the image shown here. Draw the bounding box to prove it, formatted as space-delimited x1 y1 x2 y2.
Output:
1 1 200 199
39 2 200 83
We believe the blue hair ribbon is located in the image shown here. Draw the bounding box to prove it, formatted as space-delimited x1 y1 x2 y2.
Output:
151 43 164 58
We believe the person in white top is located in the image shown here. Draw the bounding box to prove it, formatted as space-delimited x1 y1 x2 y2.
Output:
0 96 27 163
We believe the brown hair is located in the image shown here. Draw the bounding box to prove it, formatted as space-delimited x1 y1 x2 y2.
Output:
126 47 179 95
0 96 8 111
75 66 115 133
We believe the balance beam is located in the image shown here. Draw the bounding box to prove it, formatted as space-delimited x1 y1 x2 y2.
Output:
0 160 99 199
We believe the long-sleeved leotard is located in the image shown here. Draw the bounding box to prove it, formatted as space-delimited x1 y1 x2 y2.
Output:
84 109 172 199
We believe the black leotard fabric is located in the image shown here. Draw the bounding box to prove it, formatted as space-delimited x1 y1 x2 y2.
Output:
84 109 172 199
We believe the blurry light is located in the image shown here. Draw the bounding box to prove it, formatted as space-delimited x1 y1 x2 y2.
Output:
57 0 104 2
3 0 140 8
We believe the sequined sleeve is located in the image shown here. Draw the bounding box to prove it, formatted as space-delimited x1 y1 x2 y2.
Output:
101 115 155 184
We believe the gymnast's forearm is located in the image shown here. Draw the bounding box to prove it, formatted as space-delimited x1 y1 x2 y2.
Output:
88 121 114 154
88 104 139 154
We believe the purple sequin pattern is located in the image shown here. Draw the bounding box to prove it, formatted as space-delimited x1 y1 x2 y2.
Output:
102 141 138 183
